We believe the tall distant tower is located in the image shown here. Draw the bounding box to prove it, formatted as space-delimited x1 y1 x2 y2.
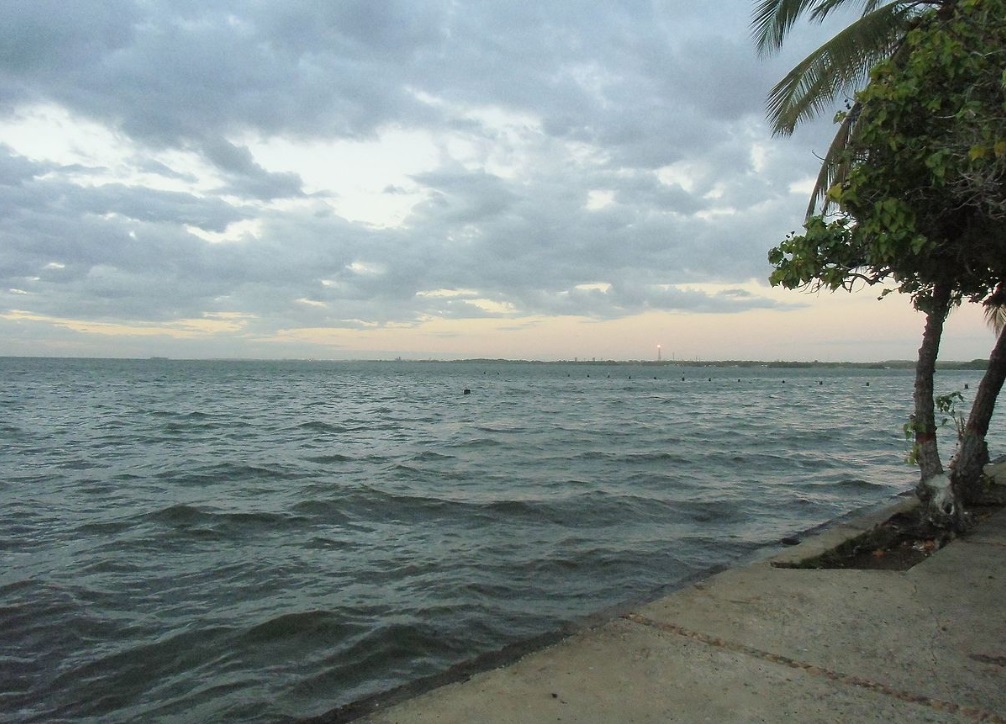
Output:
657 345 662 362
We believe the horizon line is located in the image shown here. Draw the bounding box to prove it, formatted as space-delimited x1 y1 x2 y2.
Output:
0 354 990 369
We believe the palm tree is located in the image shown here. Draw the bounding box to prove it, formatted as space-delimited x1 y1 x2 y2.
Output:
951 282 1006 505
753 0 1006 528
752 0 944 216
986 285 1006 335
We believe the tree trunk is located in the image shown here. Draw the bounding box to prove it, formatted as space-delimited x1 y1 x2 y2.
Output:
951 322 1006 504
913 286 949 482
913 283 963 529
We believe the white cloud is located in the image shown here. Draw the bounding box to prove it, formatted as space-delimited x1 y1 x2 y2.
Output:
2 0 982 361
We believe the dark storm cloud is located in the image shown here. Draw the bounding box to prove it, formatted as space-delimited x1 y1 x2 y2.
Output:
200 139 305 200
0 0 843 349
0 1 138 80
0 145 52 185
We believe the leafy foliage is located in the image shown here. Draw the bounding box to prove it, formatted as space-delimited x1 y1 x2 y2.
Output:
753 0 922 135
904 390 967 465
752 1 968 215
768 0 1006 312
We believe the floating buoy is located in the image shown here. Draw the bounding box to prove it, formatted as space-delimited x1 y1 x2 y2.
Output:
463 388 471 395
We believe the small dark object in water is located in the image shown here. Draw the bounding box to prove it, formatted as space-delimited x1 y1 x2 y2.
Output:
781 536 801 546
463 388 471 395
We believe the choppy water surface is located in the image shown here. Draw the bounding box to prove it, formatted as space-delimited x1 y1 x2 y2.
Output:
1 358 998 721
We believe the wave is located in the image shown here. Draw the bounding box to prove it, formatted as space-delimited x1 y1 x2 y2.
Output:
0 358 956 722
830 477 889 491
670 498 746 524
73 519 136 537
445 437 502 449
242 610 351 644
154 463 305 486
412 450 454 461
296 420 355 434
474 424 529 434
285 620 458 713
43 625 238 720
145 504 308 532
304 453 355 464
290 499 355 524
622 451 692 464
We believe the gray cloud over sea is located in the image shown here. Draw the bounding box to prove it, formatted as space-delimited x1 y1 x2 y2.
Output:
0 0 850 356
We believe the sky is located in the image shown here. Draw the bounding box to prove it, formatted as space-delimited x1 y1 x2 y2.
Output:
0 0 996 362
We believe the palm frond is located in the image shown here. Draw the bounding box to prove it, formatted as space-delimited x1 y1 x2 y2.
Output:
753 0 906 54
806 100 861 216
987 305 1006 335
985 284 1006 334
753 0 826 54
810 0 901 23
767 3 913 135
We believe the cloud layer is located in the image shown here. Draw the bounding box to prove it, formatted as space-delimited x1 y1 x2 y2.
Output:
0 0 848 356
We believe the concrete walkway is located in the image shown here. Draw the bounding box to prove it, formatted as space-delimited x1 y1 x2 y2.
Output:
345 498 1006 723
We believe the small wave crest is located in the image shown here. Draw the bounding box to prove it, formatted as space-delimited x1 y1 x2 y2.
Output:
834 477 886 490
243 610 352 644
304 453 355 464
296 420 354 434
145 504 308 532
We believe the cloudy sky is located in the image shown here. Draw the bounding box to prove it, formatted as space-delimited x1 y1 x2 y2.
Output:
0 0 995 361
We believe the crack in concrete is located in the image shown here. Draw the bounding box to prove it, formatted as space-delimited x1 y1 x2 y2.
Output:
970 653 1006 667
911 575 945 676
623 612 1006 723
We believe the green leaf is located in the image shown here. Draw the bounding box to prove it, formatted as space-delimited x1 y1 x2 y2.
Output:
969 145 988 161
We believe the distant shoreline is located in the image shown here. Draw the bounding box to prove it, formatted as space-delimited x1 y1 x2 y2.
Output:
0 356 990 370
416 358 990 370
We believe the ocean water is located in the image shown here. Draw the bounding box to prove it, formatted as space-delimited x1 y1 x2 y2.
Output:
1 358 998 722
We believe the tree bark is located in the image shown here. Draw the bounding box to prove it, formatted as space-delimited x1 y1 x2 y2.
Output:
913 282 962 529
951 322 1006 504
914 284 950 483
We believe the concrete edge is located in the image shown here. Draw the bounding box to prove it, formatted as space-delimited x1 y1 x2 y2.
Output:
765 493 920 566
303 491 922 723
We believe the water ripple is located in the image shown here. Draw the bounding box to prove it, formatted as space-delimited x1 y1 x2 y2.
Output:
0 358 993 721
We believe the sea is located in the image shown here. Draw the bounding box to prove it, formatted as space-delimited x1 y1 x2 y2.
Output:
2 357 1000 722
